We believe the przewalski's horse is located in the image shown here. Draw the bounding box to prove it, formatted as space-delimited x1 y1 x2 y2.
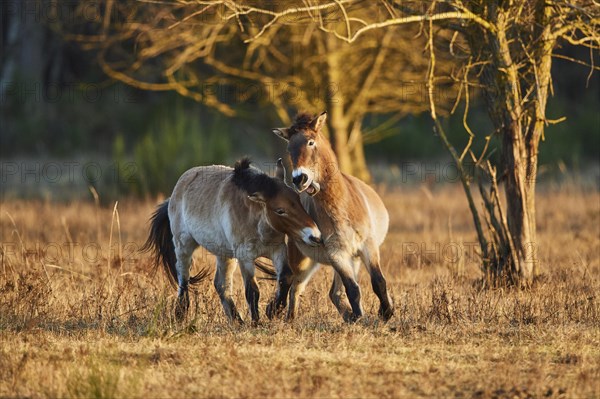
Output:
143 158 322 323
272 112 394 322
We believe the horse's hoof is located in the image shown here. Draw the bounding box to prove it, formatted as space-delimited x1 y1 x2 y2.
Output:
174 306 187 322
250 318 263 327
266 301 275 319
266 300 286 320
175 313 186 322
284 312 296 322
343 311 362 323
378 305 394 322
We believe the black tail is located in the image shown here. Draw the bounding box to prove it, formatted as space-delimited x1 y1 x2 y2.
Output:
142 199 209 287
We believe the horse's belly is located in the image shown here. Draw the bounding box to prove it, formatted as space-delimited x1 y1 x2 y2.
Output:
193 229 235 259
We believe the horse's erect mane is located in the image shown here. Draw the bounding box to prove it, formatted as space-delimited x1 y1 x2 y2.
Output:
288 112 316 134
232 157 279 199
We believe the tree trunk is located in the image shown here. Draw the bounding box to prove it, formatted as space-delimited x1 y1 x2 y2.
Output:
481 3 554 284
502 125 538 283
349 123 371 182
494 15 538 284
325 35 352 175
1 1 46 98
324 34 371 180
327 109 352 175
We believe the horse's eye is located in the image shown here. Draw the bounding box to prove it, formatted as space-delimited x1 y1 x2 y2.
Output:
307 139 315 147
275 209 286 216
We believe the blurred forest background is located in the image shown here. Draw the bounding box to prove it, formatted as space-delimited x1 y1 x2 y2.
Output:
0 1 598 200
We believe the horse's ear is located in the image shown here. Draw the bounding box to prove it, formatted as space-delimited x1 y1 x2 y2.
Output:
272 128 290 141
275 158 286 181
310 111 327 131
247 192 266 204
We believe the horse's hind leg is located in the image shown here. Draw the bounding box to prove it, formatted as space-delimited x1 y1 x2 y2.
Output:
286 242 318 320
360 241 394 321
173 232 197 321
214 257 243 323
287 263 319 320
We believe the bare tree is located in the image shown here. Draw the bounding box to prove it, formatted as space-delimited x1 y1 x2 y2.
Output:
417 0 598 285
71 1 456 181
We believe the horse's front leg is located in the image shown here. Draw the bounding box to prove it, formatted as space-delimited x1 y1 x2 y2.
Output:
239 259 260 323
330 255 363 322
266 246 293 319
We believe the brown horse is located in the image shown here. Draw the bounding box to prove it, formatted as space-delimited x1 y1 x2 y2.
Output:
143 158 322 323
271 112 394 322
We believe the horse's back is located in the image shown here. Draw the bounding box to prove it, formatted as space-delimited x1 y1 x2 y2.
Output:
171 165 231 209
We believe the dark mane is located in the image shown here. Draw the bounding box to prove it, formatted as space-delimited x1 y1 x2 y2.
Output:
289 112 315 134
232 157 280 198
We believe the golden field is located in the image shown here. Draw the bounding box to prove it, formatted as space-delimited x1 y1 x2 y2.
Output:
1 184 599 398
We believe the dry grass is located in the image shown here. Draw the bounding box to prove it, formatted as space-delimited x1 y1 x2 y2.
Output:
1 184 599 398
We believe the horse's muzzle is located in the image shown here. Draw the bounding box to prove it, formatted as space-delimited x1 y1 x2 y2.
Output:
293 173 308 191
302 227 323 246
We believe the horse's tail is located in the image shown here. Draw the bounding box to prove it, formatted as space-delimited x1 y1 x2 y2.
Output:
142 199 209 287
142 199 178 286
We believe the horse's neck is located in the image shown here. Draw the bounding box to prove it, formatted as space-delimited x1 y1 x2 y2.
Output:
256 215 282 244
237 198 275 240
315 167 350 221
